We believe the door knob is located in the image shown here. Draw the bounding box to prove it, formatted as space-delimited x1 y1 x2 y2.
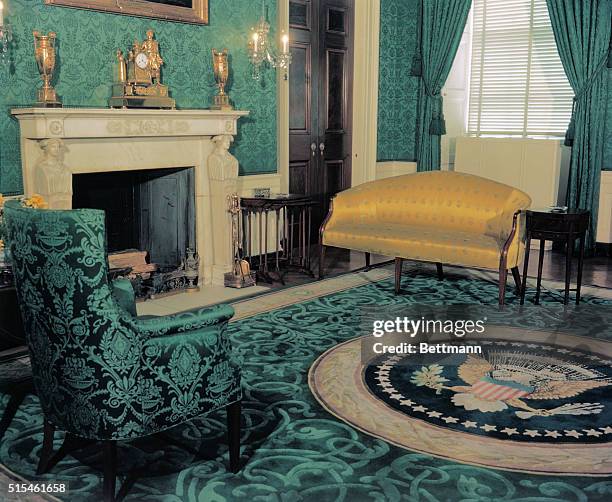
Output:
319 142 325 155
311 142 317 156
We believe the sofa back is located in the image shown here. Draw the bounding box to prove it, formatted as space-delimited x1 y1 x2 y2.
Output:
332 171 531 238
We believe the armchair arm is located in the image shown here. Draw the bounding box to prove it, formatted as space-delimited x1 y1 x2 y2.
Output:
111 278 137 317
134 304 235 339
138 305 241 432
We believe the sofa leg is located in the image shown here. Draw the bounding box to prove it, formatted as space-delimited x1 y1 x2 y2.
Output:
395 258 403 294
227 401 241 473
103 441 117 502
365 252 371 271
511 267 521 294
499 268 508 305
436 263 444 281
318 244 326 280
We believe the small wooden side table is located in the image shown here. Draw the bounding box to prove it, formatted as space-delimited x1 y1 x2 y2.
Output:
240 194 317 283
520 208 590 305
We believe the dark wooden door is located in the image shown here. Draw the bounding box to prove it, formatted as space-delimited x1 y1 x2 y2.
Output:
289 0 353 208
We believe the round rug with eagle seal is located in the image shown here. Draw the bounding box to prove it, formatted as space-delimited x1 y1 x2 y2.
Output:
308 326 612 476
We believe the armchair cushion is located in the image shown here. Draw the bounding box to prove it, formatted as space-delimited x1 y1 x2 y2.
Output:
324 223 510 270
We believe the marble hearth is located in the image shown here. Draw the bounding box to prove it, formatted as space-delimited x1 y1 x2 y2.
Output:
11 107 249 286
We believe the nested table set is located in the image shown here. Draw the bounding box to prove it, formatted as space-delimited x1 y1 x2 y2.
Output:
240 194 316 283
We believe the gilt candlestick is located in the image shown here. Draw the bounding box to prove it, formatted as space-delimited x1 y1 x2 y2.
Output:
211 48 232 111
33 31 61 107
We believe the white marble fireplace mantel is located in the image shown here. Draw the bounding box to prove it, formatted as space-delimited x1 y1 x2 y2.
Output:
11 107 250 286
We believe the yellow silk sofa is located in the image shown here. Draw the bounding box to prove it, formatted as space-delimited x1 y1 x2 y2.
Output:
319 171 532 304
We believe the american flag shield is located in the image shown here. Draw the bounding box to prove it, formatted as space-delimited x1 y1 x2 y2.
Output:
470 378 532 401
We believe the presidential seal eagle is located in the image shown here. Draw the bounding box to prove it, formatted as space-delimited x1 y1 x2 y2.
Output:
411 351 611 419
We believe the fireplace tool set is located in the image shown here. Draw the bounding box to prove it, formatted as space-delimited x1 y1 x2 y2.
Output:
224 194 256 288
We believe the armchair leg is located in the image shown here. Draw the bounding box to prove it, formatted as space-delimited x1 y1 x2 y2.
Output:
227 401 241 473
37 419 55 475
103 441 117 502
365 252 371 271
511 267 521 294
318 245 326 280
436 263 444 281
394 258 403 295
499 267 508 306
0 390 26 443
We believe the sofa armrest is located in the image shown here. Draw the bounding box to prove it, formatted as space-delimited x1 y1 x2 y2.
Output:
323 184 378 230
500 209 529 269
501 210 521 255
133 304 235 339
498 189 531 267
111 278 137 317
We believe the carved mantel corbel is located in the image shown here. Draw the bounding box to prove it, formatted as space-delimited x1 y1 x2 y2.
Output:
208 134 239 182
207 134 240 284
33 138 72 209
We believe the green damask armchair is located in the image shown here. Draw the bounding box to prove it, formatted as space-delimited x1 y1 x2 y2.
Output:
3 201 242 501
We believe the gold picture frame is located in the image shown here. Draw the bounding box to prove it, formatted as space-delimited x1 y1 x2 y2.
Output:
45 0 209 25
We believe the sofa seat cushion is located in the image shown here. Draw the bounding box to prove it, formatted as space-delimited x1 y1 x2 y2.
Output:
324 223 506 270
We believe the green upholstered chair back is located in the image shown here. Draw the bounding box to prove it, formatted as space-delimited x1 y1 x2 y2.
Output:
3 201 140 437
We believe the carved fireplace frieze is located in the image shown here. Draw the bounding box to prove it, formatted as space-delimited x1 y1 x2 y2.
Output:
107 119 190 136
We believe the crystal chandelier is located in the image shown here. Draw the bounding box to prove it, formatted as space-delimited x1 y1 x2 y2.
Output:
0 1 12 66
247 1 292 81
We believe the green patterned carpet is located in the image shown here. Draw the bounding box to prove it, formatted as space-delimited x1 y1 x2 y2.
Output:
1 269 612 501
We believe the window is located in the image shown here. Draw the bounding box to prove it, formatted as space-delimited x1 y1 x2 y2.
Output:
467 0 573 137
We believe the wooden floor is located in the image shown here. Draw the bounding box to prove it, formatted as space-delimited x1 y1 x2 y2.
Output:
268 247 612 290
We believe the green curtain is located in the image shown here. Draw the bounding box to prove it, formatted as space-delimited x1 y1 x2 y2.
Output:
546 0 611 251
416 0 471 172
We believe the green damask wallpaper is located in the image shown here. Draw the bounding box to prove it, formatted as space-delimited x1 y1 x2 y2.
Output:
0 0 277 194
376 0 419 162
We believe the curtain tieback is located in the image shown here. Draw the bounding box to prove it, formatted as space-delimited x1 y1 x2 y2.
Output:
425 90 446 136
565 53 608 147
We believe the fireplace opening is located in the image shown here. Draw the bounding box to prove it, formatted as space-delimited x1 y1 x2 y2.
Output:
72 167 197 298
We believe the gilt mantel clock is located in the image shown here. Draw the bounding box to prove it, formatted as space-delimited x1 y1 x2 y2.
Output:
110 30 175 109
44 0 208 25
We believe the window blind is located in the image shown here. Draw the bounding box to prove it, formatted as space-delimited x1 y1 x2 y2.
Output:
467 0 574 137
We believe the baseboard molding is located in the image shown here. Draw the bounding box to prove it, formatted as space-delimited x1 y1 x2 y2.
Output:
376 161 417 180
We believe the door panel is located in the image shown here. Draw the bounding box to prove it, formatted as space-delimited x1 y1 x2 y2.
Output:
289 43 311 133
325 49 345 133
327 7 347 34
289 0 311 29
325 160 345 196
289 0 353 232
289 162 309 195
